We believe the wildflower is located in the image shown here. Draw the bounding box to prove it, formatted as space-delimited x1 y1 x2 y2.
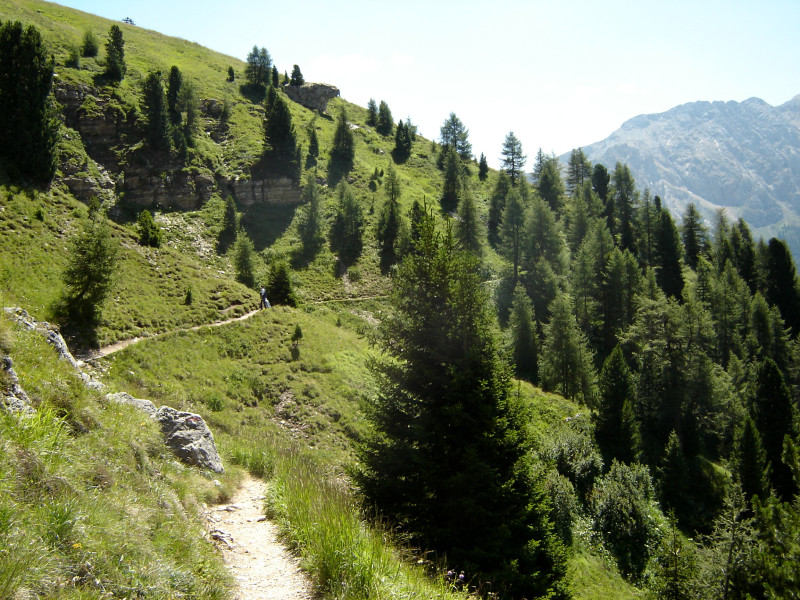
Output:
72 542 82 550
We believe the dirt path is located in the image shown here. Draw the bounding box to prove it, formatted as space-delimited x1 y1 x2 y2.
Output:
207 475 315 600
83 309 262 359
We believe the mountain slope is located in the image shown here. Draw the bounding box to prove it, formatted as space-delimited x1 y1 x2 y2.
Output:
574 95 800 251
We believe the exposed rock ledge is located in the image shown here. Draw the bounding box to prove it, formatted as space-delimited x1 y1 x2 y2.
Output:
2 307 224 473
283 82 340 113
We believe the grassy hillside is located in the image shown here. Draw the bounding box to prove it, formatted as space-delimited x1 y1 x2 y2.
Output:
0 1 648 599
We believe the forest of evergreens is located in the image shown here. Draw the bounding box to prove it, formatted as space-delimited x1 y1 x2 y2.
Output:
2 7 800 599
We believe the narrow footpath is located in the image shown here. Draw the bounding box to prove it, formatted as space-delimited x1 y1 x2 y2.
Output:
207 475 315 600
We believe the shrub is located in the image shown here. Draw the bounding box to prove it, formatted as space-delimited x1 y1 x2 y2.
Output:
81 30 99 57
137 209 162 247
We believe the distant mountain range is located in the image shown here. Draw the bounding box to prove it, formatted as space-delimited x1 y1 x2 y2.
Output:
569 95 800 257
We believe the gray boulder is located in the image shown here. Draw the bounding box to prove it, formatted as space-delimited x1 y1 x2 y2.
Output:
155 406 224 474
1 356 34 415
283 82 340 113
104 391 157 417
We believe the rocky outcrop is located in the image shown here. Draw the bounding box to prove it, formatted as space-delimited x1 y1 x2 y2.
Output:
2 356 34 415
222 176 302 206
105 393 224 473
3 307 223 472
122 163 216 210
283 82 340 113
155 406 225 474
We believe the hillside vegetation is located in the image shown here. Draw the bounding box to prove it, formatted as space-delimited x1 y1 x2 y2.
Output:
2 1 800 599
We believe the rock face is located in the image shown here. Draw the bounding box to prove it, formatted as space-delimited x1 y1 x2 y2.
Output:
1 356 34 415
223 176 301 206
283 82 340 113
155 406 225 473
571 94 800 254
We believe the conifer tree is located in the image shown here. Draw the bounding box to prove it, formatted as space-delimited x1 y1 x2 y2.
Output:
62 212 118 327
266 261 296 306
376 100 393 136
764 237 800 335
305 121 319 168
328 106 355 184
649 511 698 600
595 345 636 463
296 173 324 258
0 21 59 182
478 152 489 181
81 29 99 57
366 98 378 126
732 415 770 503
271 65 279 88
655 206 684 299
731 218 757 291
439 112 472 161
501 131 526 186
392 119 412 162
357 210 568 599
244 45 271 90
137 209 162 247
263 86 298 178
566 147 592 195
611 162 638 255
104 25 125 81
540 293 598 403
455 186 481 255
440 145 462 213
488 171 511 247
329 181 363 272
538 156 566 214
376 164 402 271
166 65 183 124
499 188 526 284
751 358 798 500
232 230 255 288
509 284 538 383
290 64 304 86
142 71 170 150
591 163 610 201
659 431 690 522
639 189 659 268
218 195 238 252
681 202 707 270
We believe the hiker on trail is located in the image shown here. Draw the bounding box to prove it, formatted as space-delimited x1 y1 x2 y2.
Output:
259 285 271 309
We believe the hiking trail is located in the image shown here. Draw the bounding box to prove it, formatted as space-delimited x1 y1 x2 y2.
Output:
207 474 314 600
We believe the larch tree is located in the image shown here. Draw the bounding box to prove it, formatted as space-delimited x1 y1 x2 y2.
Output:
290 64 304 86
681 202 707 270
439 145 462 213
329 181 363 272
166 65 183 124
595 345 637 464
591 162 610 202
499 188 526 285
611 162 639 255
263 86 298 178
501 131 526 186
439 112 472 161
566 147 592 196
538 156 566 214
455 186 482 255
478 152 489 181
508 283 538 383
488 171 511 247
357 209 568 599
244 46 271 90
328 105 355 184
366 98 378 126
376 164 402 271
296 173 325 259
376 100 393 136
142 71 169 150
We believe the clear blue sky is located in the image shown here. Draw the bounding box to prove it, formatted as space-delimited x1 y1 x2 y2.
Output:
56 0 800 168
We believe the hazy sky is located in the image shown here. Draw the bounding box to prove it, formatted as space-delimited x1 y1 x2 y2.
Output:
55 0 800 167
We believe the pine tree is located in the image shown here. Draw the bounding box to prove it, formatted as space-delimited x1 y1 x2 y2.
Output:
681 203 707 270
488 171 511 247
591 163 610 201
655 207 684 299
376 100 393 136
366 98 378 126
232 230 255 288
329 181 363 272
62 213 118 327
104 25 125 80
290 64 304 86
478 152 489 181
731 415 770 503
751 358 798 500
499 188 526 284
538 156 566 214
566 147 592 196
509 284 538 383
263 86 298 178
439 145 462 213
611 162 638 255
439 112 472 161
540 293 598 403
501 131 526 186
357 210 568 599
218 195 238 252
244 46 271 90
595 345 636 463
266 261 296 306
376 164 402 271
142 71 170 150
296 173 324 258
0 21 59 182
455 186 481 254
328 106 355 184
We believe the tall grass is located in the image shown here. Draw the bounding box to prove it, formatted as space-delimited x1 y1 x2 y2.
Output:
229 434 468 600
